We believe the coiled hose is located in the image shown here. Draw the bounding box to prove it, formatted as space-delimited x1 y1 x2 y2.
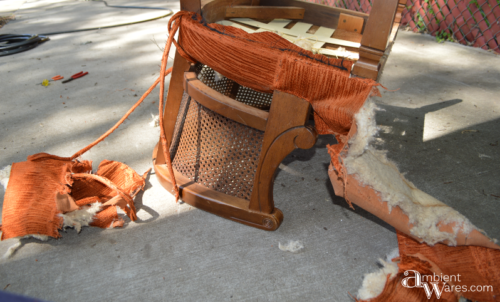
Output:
0 0 173 57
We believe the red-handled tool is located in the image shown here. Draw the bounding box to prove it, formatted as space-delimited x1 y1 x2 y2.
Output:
62 71 88 83
37 75 64 86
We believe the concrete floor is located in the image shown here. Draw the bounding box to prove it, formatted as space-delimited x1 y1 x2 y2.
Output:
0 1 499 301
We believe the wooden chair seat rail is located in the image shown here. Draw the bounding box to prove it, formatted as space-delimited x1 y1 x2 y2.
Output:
201 0 404 80
183 72 268 131
153 144 284 230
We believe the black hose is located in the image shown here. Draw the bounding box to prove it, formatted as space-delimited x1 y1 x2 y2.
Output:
0 34 49 56
0 1 173 56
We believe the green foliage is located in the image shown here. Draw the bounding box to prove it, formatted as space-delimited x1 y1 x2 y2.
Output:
415 13 427 32
424 0 435 16
469 0 491 27
435 30 454 43
470 0 479 6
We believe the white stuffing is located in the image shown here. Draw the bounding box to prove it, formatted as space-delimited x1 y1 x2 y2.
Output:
3 240 22 259
150 113 159 127
3 234 49 259
357 258 399 300
278 240 304 253
293 36 315 51
343 99 475 246
28 234 49 241
59 202 102 233
214 71 225 82
0 165 11 191
116 205 126 215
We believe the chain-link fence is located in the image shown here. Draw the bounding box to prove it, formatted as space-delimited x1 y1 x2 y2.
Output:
310 0 500 53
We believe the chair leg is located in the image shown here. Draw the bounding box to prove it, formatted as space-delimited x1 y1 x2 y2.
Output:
155 50 192 164
249 91 317 215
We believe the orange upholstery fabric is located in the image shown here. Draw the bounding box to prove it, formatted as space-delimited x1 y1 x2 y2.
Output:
1 154 74 240
397 231 500 302
359 232 500 302
2 155 146 240
90 206 124 229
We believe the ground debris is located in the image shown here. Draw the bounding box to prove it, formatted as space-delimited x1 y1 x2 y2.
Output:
150 114 159 127
278 240 304 253
0 15 14 28
461 130 478 134
0 165 11 190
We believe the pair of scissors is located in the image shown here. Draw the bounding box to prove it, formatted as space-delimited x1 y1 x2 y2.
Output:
62 71 88 83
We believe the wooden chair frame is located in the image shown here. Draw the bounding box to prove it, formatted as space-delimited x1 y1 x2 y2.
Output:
154 0 404 230
154 51 316 230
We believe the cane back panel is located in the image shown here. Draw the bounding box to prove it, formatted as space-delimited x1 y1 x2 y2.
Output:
194 64 273 111
169 65 268 201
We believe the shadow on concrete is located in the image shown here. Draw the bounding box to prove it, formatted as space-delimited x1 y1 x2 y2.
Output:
375 100 500 240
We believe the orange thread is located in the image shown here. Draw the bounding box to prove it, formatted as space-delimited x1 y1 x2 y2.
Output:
70 76 162 160
158 14 185 201
68 15 185 200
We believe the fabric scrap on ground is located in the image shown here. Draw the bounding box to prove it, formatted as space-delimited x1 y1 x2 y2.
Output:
1 155 148 241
